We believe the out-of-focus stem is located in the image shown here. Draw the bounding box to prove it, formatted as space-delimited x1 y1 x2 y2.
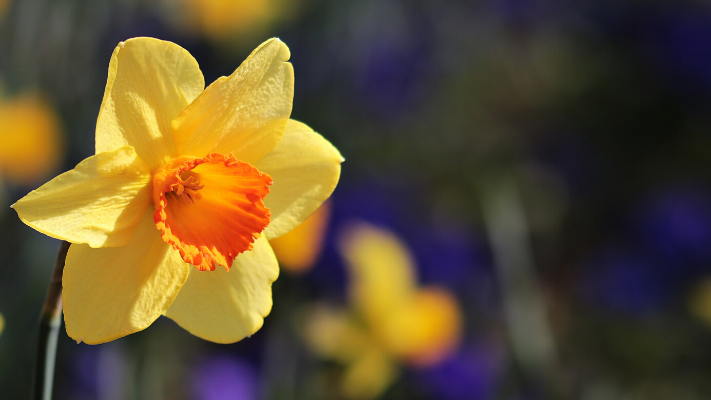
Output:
481 178 562 397
32 241 70 400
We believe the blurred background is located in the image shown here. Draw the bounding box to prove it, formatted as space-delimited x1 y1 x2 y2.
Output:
2 0 711 399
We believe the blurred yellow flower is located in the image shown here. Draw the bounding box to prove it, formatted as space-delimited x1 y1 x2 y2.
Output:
0 0 10 20
0 312 4 336
269 200 331 274
690 279 711 326
305 222 462 399
0 93 63 184
13 37 342 344
178 0 292 42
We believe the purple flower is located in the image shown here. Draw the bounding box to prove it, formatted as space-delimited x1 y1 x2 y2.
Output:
190 356 259 400
415 345 503 400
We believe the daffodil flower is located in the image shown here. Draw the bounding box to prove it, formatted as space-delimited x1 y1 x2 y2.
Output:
0 0 10 20
179 0 280 41
0 93 63 185
13 37 343 344
305 222 461 399
691 279 711 328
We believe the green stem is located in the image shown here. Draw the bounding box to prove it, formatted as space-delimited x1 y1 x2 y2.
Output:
480 178 564 399
32 241 70 400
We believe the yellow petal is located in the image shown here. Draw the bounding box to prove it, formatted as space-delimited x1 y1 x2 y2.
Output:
0 94 63 184
172 38 293 163
163 235 279 343
342 350 398 400
96 37 205 170
0 312 4 336
257 120 343 240
12 146 151 248
269 200 332 274
380 288 462 366
63 209 190 344
339 222 417 326
303 304 372 363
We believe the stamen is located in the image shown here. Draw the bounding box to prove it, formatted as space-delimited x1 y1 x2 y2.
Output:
171 175 204 204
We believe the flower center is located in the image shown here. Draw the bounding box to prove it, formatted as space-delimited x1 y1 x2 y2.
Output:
171 175 204 203
151 154 272 271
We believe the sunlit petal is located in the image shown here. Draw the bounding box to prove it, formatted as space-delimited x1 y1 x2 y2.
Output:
172 38 293 163
12 146 151 247
164 235 279 343
63 209 190 344
258 120 343 240
96 37 205 170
